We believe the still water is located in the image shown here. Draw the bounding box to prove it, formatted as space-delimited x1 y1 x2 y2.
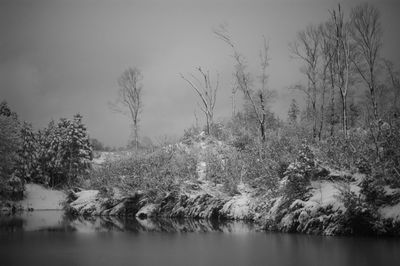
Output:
1 211 399 266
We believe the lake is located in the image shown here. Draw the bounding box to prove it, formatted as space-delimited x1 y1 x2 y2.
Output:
1 211 399 266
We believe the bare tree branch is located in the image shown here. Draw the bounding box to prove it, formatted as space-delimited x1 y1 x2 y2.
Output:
180 68 219 135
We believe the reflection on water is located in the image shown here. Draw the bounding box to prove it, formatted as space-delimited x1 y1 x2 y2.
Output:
1 211 400 266
0 211 257 233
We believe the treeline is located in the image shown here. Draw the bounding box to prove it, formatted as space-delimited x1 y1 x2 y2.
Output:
289 3 399 140
0 101 92 198
287 3 400 187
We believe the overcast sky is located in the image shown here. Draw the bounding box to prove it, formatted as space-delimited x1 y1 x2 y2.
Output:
1 0 399 147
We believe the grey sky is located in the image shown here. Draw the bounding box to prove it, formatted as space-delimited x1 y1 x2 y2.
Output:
1 0 399 147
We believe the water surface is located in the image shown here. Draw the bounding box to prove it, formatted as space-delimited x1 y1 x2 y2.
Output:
1 211 399 266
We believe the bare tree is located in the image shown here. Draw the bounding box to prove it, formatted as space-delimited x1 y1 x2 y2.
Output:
113 67 143 149
214 26 274 142
331 4 353 138
350 3 382 121
180 67 219 135
322 21 338 137
318 23 335 140
213 25 239 118
290 25 321 138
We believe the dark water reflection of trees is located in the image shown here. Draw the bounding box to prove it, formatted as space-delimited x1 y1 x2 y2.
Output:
1 211 400 266
0 211 257 233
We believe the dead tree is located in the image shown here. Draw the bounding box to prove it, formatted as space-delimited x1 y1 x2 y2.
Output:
350 3 382 121
114 67 143 149
180 67 219 135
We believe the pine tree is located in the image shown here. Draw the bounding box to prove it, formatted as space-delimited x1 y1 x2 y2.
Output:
17 122 39 182
22 115 93 187
62 114 92 185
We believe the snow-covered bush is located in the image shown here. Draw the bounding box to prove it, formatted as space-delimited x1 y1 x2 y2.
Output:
379 118 400 187
204 146 241 195
315 130 372 171
336 183 382 235
283 142 315 200
360 174 386 205
181 125 202 145
85 146 197 201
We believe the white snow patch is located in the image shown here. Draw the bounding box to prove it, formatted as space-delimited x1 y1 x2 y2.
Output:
19 184 66 210
379 203 400 221
383 186 400 196
352 173 365 184
221 183 254 219
92 152 108 164
309 181 344 211
92 151 133 165
328 168 351 178
308 180 360 212
222 195 251 219
70 190 99 209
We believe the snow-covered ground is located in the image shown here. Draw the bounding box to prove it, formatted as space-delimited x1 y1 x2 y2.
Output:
92 151 133 165
379 203 400 221
19 184 66 210
379 186 400 222
307 180 360 211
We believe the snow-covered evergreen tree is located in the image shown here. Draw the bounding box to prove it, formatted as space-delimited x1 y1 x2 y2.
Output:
59 114 92 185
17 122 39 182
16 114 93 187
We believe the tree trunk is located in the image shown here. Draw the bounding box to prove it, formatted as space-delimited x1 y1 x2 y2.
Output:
330 68 335 137
259 93 266 142
312 99 317 139
370 83 379 121
232 91 236 118
205 114 210 135
341 93 348 138
319 87 326 141
133 120 138 150
260 119 266 142
312 78 318 139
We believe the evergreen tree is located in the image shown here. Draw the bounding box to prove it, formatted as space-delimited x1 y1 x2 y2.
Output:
17 122 39 182
17 114 93 187
0 111 20 180
62 114 92 185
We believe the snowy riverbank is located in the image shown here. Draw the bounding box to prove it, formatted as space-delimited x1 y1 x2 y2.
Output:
65 164 400 236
